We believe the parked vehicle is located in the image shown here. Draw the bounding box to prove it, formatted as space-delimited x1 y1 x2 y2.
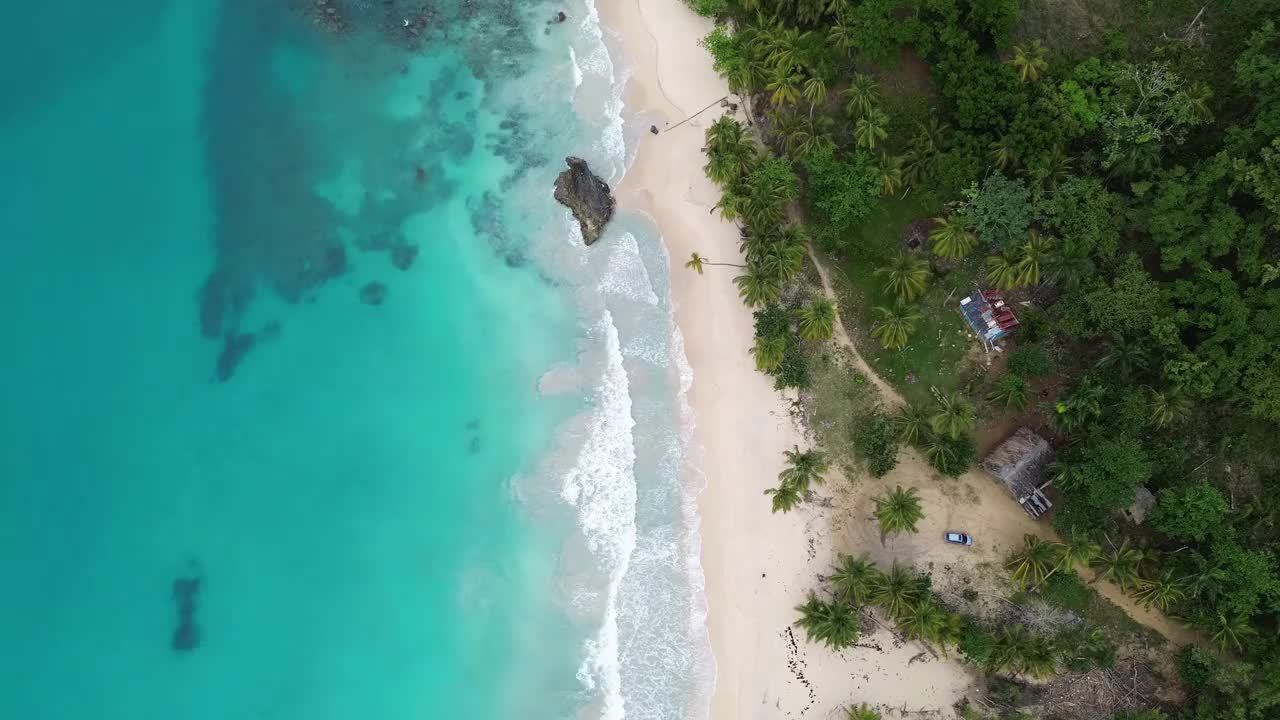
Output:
944 531 973 546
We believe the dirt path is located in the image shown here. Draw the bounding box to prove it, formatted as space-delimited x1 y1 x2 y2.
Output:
807 245 905 409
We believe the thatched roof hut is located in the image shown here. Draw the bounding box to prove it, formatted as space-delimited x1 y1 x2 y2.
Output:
982 428 1054 518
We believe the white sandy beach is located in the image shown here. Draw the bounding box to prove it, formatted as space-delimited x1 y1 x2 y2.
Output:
599 0 978 717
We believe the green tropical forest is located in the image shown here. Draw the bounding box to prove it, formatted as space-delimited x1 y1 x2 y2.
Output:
686 0 1280 717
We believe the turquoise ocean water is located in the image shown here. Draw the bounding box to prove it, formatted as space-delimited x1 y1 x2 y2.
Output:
0 2 710 719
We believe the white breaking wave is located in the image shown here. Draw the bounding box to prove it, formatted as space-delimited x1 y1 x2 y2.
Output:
599 232 660 306
580 0 628 181
561 311 638 720
569 46 584 90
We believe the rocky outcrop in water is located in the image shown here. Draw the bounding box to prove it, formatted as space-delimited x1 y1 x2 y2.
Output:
553 157 615 246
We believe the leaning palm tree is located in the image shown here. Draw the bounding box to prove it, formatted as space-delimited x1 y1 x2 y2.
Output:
896 598 947 643
892 403 931 445
870 563 922 618
874 252 930 301
876 152 906 196
764 482 803 513
798 297 838 341
684 252 744 275
734 268 782 307
842 73 881 119
829 553 881 606
780 445 828 493
751 333 788 372
854 108 890 150
930 392 975 439
928 214 977 259
1009 40 1049 83
872 486 925 543
844 704 882 720
1016 231 1055 286
794 592 862 649
1006 534 1061 591
1130 568 1186 611
870 302 923 350
802 75 828 112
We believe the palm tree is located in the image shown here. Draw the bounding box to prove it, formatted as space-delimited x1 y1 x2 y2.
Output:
1009 40 1048 83
1057 532 1099 574
935 612 965 654
1184 80 1214 123
931 392 975 439
767 68 803 107
988 374 1029 409
795 592 862 649
1178 551 1227 602
1130 568 1186 611
1021 636 1058 679
928 215 977 259
802 75 828 112
1148 387 1191 429
870 302 923 350
798 297 837 341
734 269 782 307
1029 145 1073 190
829 553 881 606
776 112 834 160
897 598 947 643
988 625 1033 674
684 252 744 275
1007 534 1061 591
874 252 930 301
1089 537 1143 591
986 253 1023 291
705 115 748 155
872 486 925 542
876 152 906 196
760 242 807 283
1051 378 1105 434
780 445 828 493
903 119 949 182
893 403 931 445
764 482 803 513
1016 231 1054 286
1095 334 1149 375
854 108 890 150
1197 612 1256 653
989 135 1019 171
704 144 756 186
844 704 882 720
870 563 922 618
752 333 788 372
842 73 880 119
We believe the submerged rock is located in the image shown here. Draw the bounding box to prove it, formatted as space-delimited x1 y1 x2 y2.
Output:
215 332 256 383
553 157 615 246
172 574 201 653
391 243 419 270
360 281 387 306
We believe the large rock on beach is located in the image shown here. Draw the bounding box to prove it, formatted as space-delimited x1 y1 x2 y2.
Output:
553 157 615 245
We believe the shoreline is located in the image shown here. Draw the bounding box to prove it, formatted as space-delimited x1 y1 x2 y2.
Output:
598 1 982 717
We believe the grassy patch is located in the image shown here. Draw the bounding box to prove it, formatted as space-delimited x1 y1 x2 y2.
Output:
800 342 884 480
1034 572 1164 647
823 195 977 407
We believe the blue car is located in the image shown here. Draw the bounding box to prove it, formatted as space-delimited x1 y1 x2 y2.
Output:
944 531 973 546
